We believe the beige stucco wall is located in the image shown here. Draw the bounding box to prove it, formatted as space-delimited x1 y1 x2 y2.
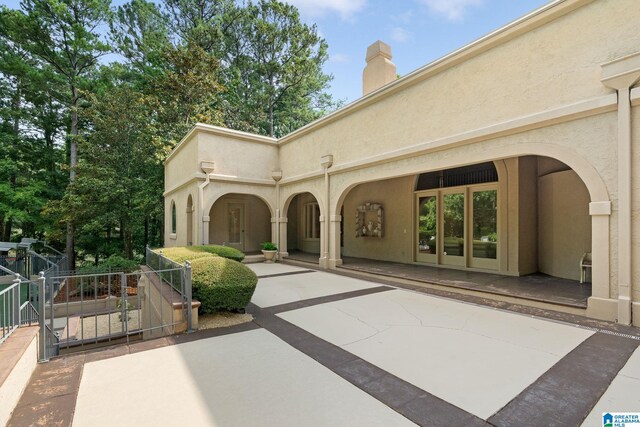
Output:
342 176 414 263
538 170 591 280
632 105 640 304
278 0 637 179
165 134 199 193
165 184 199 248
163 0 640 322
209 194 271 252
196 132 278 181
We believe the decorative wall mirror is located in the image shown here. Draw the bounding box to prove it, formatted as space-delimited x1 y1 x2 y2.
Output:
356 202 383 238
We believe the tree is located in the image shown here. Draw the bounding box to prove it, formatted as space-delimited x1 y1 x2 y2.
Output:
0 11 66 244
237 0 333 137
1 0 112 268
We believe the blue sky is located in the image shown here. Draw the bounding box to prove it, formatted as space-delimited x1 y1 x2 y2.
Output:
1 0 552 103
291 0 552 103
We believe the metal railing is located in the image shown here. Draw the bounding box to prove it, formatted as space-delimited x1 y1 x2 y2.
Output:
0 252 66 280
146 246 193 336
145 247 184 293
1 272 39 345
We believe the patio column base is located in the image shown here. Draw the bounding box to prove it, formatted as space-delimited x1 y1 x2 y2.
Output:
586 296 617 322
328 258 343 269
318 257 330 269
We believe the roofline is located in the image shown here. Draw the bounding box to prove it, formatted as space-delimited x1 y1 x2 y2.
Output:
277 0 594 145
165 123 278 164
164 0 594 157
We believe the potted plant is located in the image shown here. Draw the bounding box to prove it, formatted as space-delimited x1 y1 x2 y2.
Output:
261 242 278 263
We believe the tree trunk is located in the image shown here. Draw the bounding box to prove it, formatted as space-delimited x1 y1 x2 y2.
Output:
3 218 12 242
66 86 79 270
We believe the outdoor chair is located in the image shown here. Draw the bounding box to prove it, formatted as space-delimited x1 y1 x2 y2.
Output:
580 252 592 283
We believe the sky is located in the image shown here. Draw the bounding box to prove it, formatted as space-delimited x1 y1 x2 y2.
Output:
1 0 552 104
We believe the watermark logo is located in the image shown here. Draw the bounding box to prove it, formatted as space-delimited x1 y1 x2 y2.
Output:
603 413 640 427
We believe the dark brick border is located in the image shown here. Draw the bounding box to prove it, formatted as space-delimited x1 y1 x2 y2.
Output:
488 333 640 426
248 303 490 427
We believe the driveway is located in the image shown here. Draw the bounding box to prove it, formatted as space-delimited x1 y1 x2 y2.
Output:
11 263 640 426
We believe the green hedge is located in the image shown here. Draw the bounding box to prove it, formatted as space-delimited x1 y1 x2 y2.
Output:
158 247 216 264
190 245 245 262
189 256 257 313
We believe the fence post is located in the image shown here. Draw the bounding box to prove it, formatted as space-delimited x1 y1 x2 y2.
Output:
37 272 47 362
185 261 193 333
120 272 127 334
13 274 20 327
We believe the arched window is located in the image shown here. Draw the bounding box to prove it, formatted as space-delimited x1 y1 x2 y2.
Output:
171 201 177 234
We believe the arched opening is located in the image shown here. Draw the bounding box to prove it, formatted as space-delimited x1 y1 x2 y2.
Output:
170 200 177 234
286 192 321 260
208 193 271 253
336 155 593 306
186 195 193 246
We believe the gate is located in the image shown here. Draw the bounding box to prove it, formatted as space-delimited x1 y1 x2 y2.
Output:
39 262 191 361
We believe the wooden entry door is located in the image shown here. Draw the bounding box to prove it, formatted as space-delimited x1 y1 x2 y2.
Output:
227 203 245 251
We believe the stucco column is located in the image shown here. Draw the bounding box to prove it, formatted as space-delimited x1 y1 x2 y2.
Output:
319 215 329 268
202 216 210 245
319 155 334 269
279 217 288 257
601 53 640 325
198 161 215 245
589 202 611 299
272 170 283 253
329 215 343 268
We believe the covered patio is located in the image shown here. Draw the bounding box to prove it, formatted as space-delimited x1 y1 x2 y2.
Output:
284 254 591 309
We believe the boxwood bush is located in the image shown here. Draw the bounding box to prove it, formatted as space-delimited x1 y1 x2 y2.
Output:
159 247 215 264
190 245 245 262
189 256 257 313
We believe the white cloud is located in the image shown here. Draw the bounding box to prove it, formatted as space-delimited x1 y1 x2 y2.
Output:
329 53 350 64
284 0 367 20
418 0 483 21
391 27 411 43
391 10 414 24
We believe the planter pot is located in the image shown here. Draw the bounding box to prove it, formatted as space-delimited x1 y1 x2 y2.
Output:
262 250 278 263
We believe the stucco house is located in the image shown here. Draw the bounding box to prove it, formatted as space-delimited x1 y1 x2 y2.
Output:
164 0 640 326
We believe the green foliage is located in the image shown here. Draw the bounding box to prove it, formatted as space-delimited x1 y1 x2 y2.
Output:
0 0 339 265
188 256 257 313
158 247 216 264
78 254 141 273
260 242 277 251
191 245 245 262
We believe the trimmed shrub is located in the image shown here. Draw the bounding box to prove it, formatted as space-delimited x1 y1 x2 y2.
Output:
158 247 216 264
189 256 257 313
190 245 245 262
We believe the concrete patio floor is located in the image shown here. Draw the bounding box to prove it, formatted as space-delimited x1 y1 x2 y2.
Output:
284 252 592 308
8 263 640 426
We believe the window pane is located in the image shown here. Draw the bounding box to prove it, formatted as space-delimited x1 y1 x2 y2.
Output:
314 204 321 239
228 206 242 243
171 203 176 233
443 193 464 256
472 190 497 259
418 196 437 254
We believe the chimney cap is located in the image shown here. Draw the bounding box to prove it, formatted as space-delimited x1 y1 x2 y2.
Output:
366 40 392 62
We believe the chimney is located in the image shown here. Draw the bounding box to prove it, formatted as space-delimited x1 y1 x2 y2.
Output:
362 40 396 96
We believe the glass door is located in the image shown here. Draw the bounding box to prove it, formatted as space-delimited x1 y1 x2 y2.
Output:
416 193 437 263
469 186 498 269
227 203 245 251
442 191 466 266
